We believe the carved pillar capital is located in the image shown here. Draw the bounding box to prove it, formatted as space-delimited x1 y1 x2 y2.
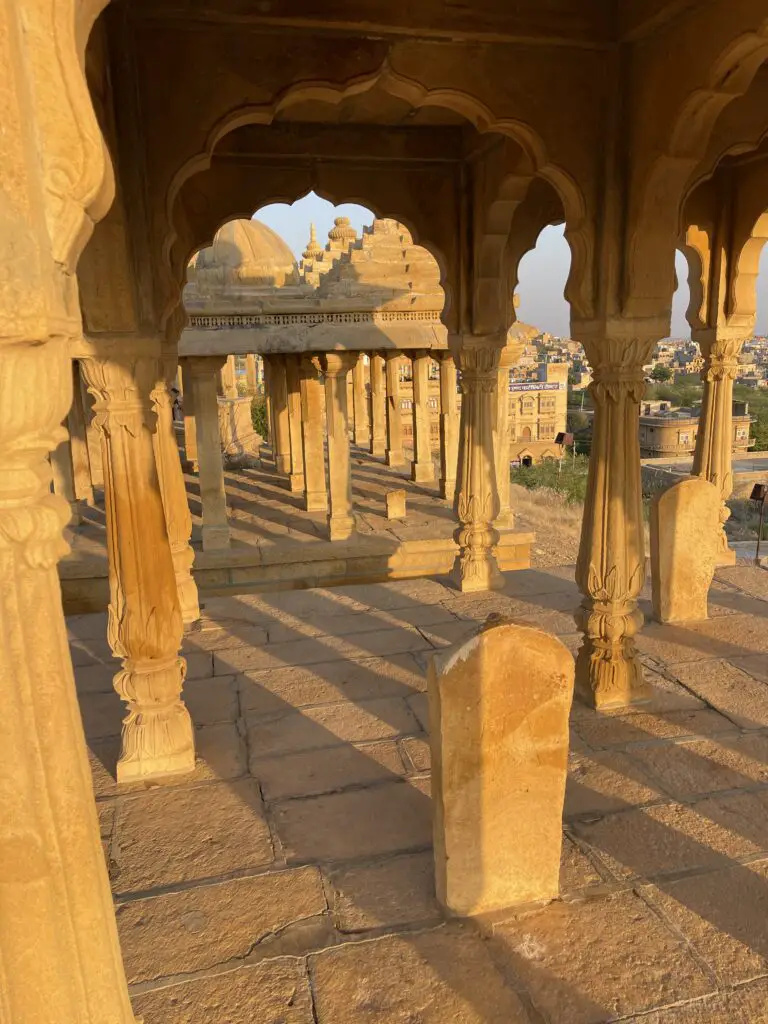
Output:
315 351 357 378
81 355 159 434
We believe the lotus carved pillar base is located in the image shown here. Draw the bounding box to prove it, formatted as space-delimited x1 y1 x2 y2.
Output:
574 336 655 709
691 330 744 568
451 337 504 593
81 355 195 782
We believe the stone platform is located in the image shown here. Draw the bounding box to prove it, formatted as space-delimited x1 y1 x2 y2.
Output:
59 446 532 612
71 565 768 1023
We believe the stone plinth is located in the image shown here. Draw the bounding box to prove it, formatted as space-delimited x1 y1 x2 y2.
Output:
386 489 407 520
218 396 261 463
429 618 574 916
651 477 720 623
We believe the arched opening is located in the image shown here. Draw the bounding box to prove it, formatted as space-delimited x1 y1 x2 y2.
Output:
176 195 454 556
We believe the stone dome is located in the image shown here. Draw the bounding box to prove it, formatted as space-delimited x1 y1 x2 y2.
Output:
192 218 298 290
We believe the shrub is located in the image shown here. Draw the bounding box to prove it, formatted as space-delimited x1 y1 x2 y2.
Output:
251 396 269 439
510 453 589 505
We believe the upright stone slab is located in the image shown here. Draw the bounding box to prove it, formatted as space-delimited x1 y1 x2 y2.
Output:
429 619 574 916
650 476 720 623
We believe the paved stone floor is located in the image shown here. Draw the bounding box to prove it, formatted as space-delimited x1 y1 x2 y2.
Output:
70 564 768 1023
68 446 459 560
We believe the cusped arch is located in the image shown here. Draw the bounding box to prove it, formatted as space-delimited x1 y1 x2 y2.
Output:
629 19 768 317
161 62 591 335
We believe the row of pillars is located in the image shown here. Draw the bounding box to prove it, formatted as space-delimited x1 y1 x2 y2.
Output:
180 349 463 547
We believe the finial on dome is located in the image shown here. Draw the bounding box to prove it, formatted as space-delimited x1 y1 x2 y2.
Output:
302 222 322 261
327 215 358 250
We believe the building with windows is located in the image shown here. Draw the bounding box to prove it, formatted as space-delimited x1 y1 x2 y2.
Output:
638 401 752 458
506 362 569 464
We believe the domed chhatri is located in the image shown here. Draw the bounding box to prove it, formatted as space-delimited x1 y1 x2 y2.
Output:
327 215 358 250
191 218 298 290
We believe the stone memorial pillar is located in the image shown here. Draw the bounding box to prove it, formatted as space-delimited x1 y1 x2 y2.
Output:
411 351 436 483
185 356 231 550
316 353 356 540
430 619 574 915
385 350 405 467
369 351 387 457
81 354 195 782
651 477 720 623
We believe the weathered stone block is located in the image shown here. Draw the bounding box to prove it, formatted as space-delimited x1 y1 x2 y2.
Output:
429 618 574 915
386 488 407 519
650 477 720 623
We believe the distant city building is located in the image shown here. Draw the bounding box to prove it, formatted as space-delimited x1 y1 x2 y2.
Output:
638 401 752 458
506 362 569 465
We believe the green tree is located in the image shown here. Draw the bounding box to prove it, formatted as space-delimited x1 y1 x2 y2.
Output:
251 397 269 439
650 364 672 382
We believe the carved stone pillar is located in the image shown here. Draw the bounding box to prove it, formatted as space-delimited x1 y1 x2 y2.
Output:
185 356 231 551
81 372 105 488
316 353 356 540
438 351 459 502
180 360 198 472
299 358 328 512
452 338 504 592
574 337 654 710
2 343 137 1022
285 354 306 493
411 351 436 483
495 341 522 527
81 355 195 781
385 350 405 467
370 352 387 457
270 355 292 476
352 353 370 446
691 330 744 567
152 374 200 623
246 353 259 394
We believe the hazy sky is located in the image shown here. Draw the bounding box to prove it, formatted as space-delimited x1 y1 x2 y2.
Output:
256 193 768 339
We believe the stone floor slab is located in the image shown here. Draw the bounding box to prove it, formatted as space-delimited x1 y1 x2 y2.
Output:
237 653 423 717
246 697 418 757
131 959 315 1024
642 860 768 985
117 867 326 983
670 660 768 730
573 792 768 881
565 751 668 817
273 779 431 863
310 926 532 1023
250 740 407 800
213 627 433 674
626 733 768 800
112 779 273 893
490 891 713 1023
327 850 440 932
